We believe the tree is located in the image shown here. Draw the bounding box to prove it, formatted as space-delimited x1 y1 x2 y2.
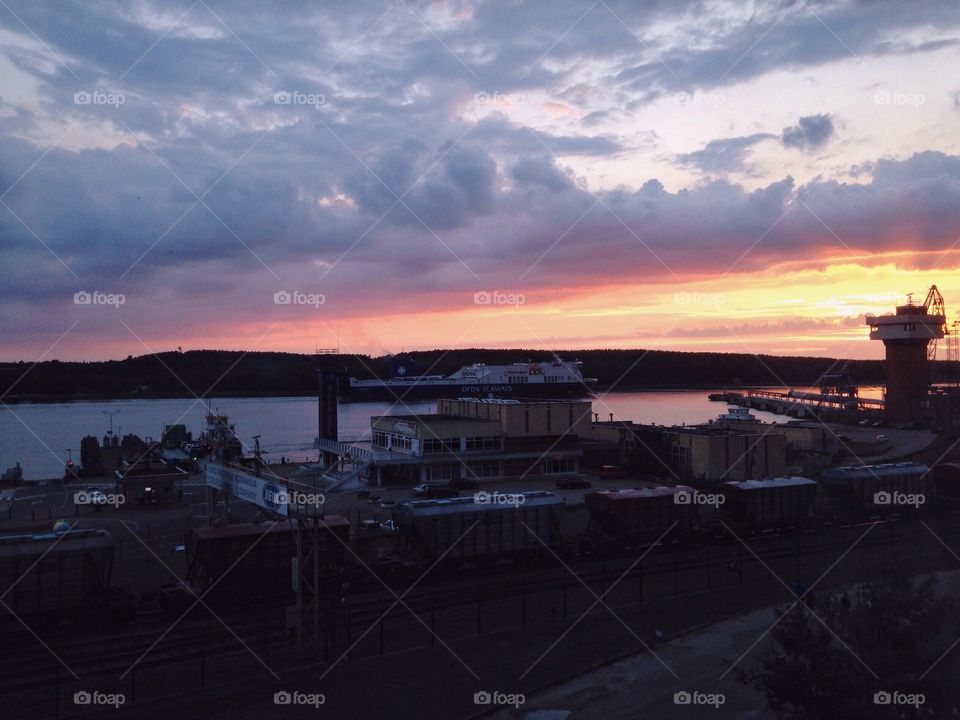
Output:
737 574 958 719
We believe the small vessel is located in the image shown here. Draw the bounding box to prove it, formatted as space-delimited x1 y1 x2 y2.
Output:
708 391 744 403
343 355 597 402
717 406 757 422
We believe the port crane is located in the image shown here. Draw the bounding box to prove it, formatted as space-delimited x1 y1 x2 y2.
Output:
922 285 947 360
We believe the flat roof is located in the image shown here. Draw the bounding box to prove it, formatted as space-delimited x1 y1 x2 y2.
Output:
725 477 817 489
373 414 499 423
588 485 695 500
395 491 562 515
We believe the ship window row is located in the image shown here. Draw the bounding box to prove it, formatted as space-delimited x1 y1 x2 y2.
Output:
544 375 565 383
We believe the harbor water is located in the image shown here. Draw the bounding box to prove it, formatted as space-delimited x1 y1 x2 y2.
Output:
0 388 882 481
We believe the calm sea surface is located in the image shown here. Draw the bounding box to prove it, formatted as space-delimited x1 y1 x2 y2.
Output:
0 388 883 480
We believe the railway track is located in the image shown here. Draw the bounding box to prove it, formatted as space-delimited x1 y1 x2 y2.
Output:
3 515 959 696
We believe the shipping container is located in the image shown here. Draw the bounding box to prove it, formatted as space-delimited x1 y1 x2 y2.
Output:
391 492 564 564
584 486 701 545
722 477 819 532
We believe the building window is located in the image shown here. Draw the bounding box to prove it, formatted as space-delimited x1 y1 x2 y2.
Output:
465 436 499 451
543 458 574 474
429 464 455 481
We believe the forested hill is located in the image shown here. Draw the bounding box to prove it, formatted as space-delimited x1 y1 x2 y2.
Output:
0 347 943 402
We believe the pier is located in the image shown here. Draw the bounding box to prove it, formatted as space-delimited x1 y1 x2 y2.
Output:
738 389 884 421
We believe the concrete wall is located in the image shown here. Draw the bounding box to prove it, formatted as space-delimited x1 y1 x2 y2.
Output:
672 431 787 482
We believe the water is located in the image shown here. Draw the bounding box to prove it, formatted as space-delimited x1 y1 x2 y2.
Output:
0 390 819 480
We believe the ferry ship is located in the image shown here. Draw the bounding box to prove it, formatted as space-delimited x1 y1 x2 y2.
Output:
342 356 597 402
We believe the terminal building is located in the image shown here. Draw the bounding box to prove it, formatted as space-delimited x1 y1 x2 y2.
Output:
319 398 591 487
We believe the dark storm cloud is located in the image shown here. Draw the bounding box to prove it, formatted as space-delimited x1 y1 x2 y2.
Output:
781 114 835 151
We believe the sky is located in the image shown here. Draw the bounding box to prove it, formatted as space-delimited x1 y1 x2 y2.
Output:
1 0 959 363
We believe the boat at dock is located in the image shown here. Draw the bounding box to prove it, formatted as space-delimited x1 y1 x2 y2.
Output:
717 406 757 422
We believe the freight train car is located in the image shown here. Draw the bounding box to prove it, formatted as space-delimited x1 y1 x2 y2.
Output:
0 529 114 624
584 486 702 548
818 462 930 520
932 463 960 509
391 492 564 566
721 477 819 533
186 518 350 607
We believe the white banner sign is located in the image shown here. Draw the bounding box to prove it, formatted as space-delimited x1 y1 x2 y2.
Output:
206 463 289 516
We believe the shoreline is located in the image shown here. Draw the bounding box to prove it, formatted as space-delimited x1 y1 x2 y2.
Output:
0 384 823 405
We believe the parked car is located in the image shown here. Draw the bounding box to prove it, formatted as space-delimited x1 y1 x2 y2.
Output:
556 477 592 489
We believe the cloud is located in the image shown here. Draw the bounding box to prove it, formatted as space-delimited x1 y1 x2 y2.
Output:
677 133 776 173
781 114 835 151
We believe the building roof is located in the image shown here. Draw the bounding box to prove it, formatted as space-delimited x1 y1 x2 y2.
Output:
394 491 562 516
724 477 817 490
372 413 499 424
587 485 695 500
